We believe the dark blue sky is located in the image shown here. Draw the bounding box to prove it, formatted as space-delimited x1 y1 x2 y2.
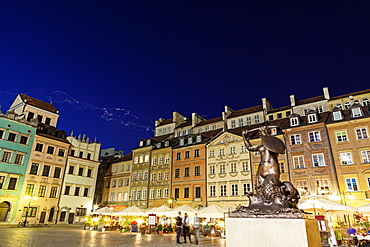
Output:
1 1 370 152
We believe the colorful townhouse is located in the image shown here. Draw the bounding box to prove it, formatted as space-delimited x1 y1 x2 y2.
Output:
0 110 37 223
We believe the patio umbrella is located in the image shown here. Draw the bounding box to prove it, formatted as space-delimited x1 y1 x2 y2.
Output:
357 203 370 212
146 205 172 215
298 198 356 212
167 204 198 217
197 204 226 218
113 206 146 216
91 206 115 215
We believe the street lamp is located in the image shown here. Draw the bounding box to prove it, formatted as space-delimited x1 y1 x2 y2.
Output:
23 195 38 227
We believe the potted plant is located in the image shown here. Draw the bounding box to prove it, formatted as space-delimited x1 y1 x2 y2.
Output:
157 224 163 234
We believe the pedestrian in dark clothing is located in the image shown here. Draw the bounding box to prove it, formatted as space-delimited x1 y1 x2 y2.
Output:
176 211 182 244
183 213 191 243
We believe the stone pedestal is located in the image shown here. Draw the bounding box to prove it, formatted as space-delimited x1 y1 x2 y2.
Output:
226 218 321 247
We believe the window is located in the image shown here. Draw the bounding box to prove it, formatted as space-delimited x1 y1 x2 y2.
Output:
7 177 17 190
131 191 135 200
164 188 169 198
280 162 285 173
340 152 353 165
254 115 260 124
344 102 351 110
309 131 321 142
220 185 226 196
290 134 301 145
363 98 370 106
293 155 305 169
110 192 115 201
184 188 190 198
296 180 308 196
76 208 87 216
230 147 236 154
231 184 238 196
138 172 142 180
136 190 141 200
112 180 116 188
27 112 34 121
269 115 274 121
113 166 118 173
242 162 248 171
317 179 330 195
165 155 170 163
0 130 3 139
45 117 51 125
307 114 317 123
194 149 200 157
20 136 28 145
336 131 348 142
209 165 215 175
174 188 180 199
156 189 162 198
144 171 148 180
119 179 123 187
239 118 244 127
14 153 24 165
158 157 163 164
125 178 129 186
84 188 89 197
184 167 190 177
243 183 251 195
87 169 92 178
151 173 155 181
180 139 184 146
25 184 35 195
219 149 225 156
38 185 47 197
361 150 370 164
0 176 4 189
176 153 181 160
37 115 43 123
35 143 43 152
54 167 62 178
150 189 155 199
50 187 58 198
356 128 368 140
312 153 325 167
290 117 299 126
175 169 180 178
78 167 84 176
68 166 74 175
195 187 201 198
333 111 342 121
210 185 216 197
230 163 237 172
64 186 70 195
2 151 12 163
22 207 37 217
7 132 16 142
352 107 363 117
185 151 190 159
164 171 169 180
42 165 51 177
194 166 200 176
246 116 251 125
158 172 163 180
220 164 226 173
317 106 324 113
152 158 157 165
58 149 65 157
209 150 214 157
241 146 247 153
47 146 55 154
346 178 358 191
188 137 193 144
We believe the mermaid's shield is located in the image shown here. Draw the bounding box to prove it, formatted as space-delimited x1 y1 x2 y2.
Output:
261 136 285 154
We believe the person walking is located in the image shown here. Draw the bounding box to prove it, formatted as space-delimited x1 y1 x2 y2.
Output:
183 212 192 243
176 211 183 244
193 213 200 245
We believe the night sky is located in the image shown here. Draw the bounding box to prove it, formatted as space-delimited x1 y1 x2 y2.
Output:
1 1 370 153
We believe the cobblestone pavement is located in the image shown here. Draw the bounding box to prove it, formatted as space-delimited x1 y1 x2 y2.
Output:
0 225 226 247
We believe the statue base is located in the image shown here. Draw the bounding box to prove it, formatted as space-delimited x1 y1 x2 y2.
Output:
225 218 321 247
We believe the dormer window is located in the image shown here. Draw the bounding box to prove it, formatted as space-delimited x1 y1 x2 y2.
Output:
180 139 184 146
351 104 363 118
307 113 317 123
290 117 299 126
156 143 161 148
188 137 193 144
335 103 342 109
270 128 277 135
333 111 343 121
146 139 151 146
165 141 169 147
344 102 350 110
196 135 202 142
363 98 370 106
139 141 144 147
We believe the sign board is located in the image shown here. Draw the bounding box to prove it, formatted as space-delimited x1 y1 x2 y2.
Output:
148 214 156 225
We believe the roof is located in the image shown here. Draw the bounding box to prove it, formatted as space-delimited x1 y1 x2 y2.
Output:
112 152 133 163
267 105 291 114
195 117 222 127
172 129 222 148
326 106 370 124
331 88 370 100
156 118 173 127
19 94 59 114
295 95 326 106
228 105 263 118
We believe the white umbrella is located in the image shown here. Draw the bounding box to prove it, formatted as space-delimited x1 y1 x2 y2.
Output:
197 204 226 218
298 198 356 212
113 206 146 216
147 205 172 215
357 203 370 212
167 204 198 217
91 206 115 215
